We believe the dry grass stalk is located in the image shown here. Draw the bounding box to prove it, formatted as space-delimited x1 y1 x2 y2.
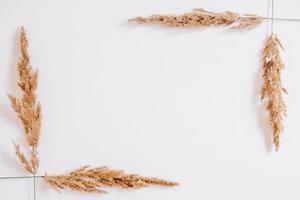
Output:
44 165 178 194
9 27 41 174
261 34 287 151
129 8 263 30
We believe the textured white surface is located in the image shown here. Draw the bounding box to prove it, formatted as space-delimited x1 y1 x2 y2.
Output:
0 0 300 199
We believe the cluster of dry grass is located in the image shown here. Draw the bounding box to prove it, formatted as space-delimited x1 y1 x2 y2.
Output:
129 8 263 30
9 27 41 174
261 34 287 151
4 10 287 197
130 8 288 151
44 165 178 193
9 27 177 195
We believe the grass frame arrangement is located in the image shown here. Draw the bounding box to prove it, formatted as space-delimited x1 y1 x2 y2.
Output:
129 7 286 151
6 27 177 196
0 3 290 200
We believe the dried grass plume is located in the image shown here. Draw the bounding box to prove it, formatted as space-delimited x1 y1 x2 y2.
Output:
129 8 263 30
9 27 41 174
44 165 178 194
261 34 286 151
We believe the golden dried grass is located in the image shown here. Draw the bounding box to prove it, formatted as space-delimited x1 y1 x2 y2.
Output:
129 8 263 30
9 27 41 174
261 34 287 151
44 165 178 194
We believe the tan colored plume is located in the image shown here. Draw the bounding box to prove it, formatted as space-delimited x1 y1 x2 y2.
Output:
129 8 263 30
261 34 287 151
9 27 41 174
44 165 178 194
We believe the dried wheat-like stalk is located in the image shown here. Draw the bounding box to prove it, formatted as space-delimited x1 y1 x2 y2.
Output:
129 8 263 30
261 34 286 151
9 27 41 174
44 165 178 194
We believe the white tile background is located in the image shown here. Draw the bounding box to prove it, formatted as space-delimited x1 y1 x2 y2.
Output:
0 0 300 199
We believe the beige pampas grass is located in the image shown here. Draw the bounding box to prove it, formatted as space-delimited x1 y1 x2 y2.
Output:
261 34 287 151
9 27 41 174
44 165 178 194
129 8 263 30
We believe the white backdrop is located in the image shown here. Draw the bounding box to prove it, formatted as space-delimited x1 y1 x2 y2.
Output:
1 0 300 199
